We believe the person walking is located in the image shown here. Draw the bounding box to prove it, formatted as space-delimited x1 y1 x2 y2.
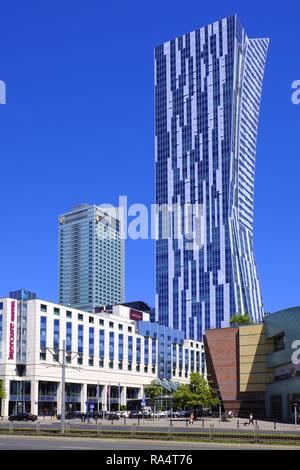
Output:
248 412 254 426
188 413 195 425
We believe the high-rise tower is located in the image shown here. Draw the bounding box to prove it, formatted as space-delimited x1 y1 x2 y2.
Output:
155 15 269 340
58 204 125 312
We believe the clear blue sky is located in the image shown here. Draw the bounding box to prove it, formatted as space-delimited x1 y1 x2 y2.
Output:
0 0 299 312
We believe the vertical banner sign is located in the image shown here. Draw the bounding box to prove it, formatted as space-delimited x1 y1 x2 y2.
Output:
8 301 15 360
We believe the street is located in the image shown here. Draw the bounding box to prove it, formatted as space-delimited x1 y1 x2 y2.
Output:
0 435 297 450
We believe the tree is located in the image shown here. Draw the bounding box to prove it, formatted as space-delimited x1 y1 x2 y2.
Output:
173 373 219 415
144 380 162 412
229 313 252 325
0 380 6 415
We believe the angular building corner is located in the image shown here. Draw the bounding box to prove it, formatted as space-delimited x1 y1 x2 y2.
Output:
154 15 269 340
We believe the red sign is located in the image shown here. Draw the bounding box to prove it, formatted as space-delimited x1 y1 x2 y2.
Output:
8 301 15 360
129 309 143 321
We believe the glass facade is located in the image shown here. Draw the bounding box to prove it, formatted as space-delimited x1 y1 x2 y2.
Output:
154 15 269 340
138 321 189 380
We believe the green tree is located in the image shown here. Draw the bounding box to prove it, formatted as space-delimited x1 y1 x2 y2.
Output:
0 380 6 415
144 380 162 413
229 313 252 325
173 373 219 415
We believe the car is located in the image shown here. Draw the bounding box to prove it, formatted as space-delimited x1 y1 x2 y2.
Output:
129 411 152 419
120 411 130 418
56 411 85 420
106 412 121 420
8 413 37 422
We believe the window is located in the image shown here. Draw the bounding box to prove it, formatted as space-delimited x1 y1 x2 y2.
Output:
89 358 94 366
40 352 46 361
109 361 114 369
40 317 47 349
128 326 132 333
99 319 104 326
40 304 47 313
77 356 83 365
89 317 94 324
53 319 60 351
118 324 123 331
99 330 105 358
66 322 72 352
78 325 84 353
128 363 132 371
54 307 60 316
89 327 94 356
99 358 104 367
78 314 83 321
274 333 285 352
109 332 114 361
109 322 114 329
66 311 72 318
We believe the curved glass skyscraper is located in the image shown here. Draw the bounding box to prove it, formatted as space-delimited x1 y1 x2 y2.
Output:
155 15 269 341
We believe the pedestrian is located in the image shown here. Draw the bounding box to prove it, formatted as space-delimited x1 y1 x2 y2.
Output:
188 413 195 425
248 412 254 426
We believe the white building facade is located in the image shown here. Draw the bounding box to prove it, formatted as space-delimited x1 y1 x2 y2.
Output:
0 294 204 417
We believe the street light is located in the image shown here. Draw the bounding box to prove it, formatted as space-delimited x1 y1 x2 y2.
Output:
294 403 298 426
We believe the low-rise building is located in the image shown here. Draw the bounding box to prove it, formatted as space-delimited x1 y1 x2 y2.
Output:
204 307 300 421
0 291 204 417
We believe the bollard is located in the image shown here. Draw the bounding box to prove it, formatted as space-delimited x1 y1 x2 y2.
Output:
186 419 188 427
9 422 13 435
202 419 204 427
274 422 276 430
170 418 173 427
237 420 239 429
123 416 126 426
111 416 114 425
36 422 41 435
97 423 102 436
209 424 214 440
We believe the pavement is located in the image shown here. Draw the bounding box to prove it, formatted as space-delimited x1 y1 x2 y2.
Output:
0 435 298 450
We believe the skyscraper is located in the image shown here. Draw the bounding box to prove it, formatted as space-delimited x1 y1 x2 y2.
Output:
155 15 269 341
58 204 125 312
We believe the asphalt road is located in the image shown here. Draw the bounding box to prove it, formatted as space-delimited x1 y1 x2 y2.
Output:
0 435 297 450
2 420 300 436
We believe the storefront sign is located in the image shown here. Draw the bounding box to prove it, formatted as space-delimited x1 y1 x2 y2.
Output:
8 301 15 360
129 309 143 321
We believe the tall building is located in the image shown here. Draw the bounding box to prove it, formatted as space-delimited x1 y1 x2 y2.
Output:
58 204 125 312
155 15 269 340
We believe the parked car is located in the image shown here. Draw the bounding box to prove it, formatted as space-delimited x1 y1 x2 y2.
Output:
56 411 85 420
9 412 37 422
106 412 121 420
129 411 152 419
120 411 130 418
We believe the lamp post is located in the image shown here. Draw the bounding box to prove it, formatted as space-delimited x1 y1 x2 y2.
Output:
294 403 298 426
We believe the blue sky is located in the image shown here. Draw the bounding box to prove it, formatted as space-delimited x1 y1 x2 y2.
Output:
0 0 299 312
